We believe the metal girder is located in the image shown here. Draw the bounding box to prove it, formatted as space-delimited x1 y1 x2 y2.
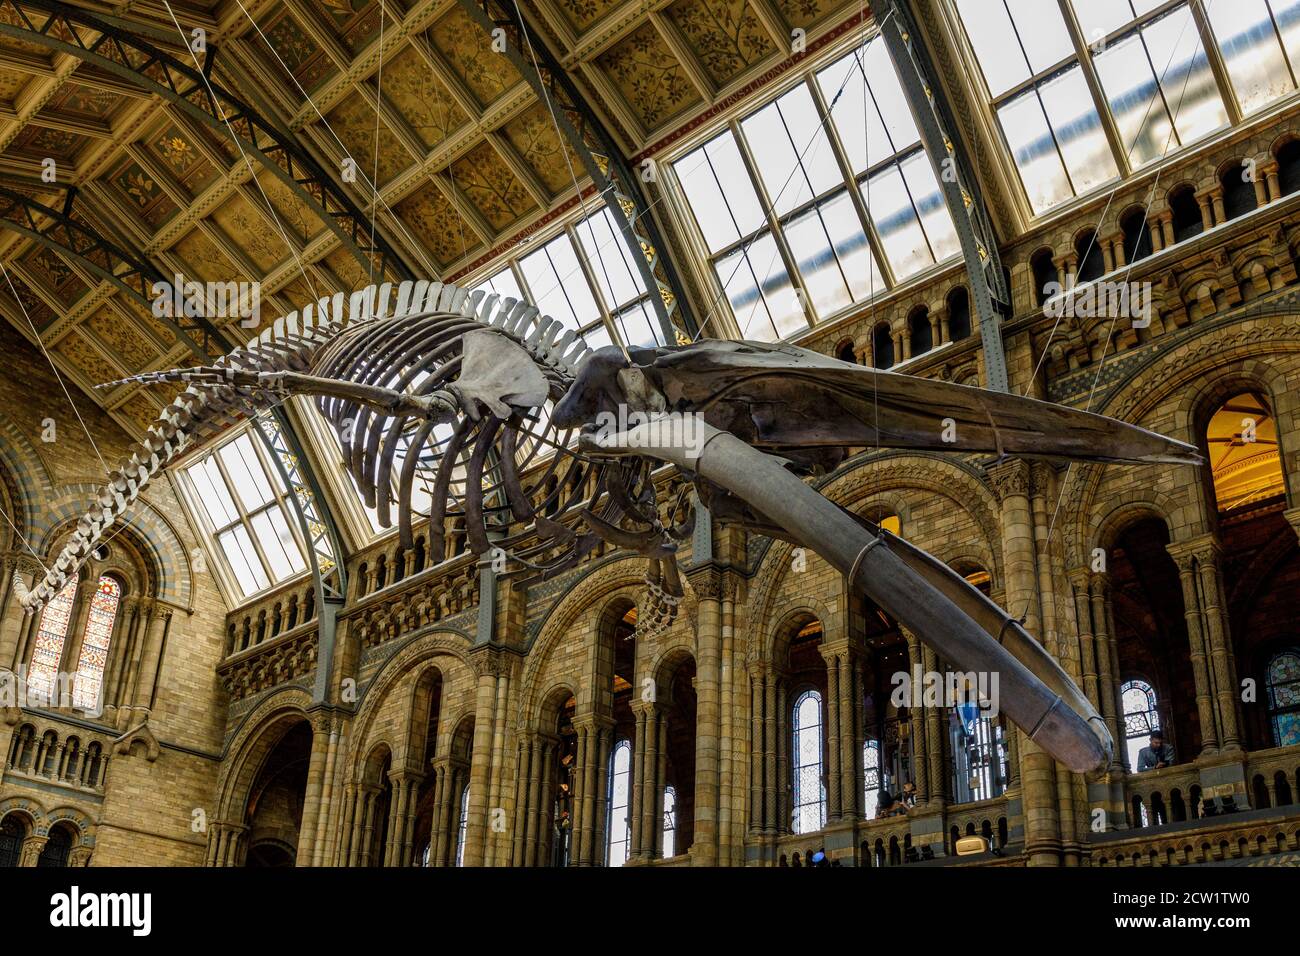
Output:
0 183 348 603
871 0 1010 392
0 0 415 284
456 0 697 344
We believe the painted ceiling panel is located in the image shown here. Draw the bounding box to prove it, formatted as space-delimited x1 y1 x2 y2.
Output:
596 22 702 130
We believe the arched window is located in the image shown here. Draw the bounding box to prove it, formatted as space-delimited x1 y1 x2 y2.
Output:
606 739 632 866
791 689 826 834
1279 140 1300 197
454 784 470 867
950 708 1007 803
37 823 73 868
28 580 75 705
1266 650 1300 748
1169 185 1203 243
1030 250 1059 308
947 286 971 339
1220 164 1257 221
0 816 24 868
1206 392 1286 512
662 785 677 858
1075 231 1105 284
908 308 932 357
73 576 121 711
872 323 894 369
1121 679 1162 771
863 739 882 820
1120 208 1153 265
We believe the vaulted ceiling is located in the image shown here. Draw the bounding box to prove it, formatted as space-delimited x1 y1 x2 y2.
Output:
0 0 860 441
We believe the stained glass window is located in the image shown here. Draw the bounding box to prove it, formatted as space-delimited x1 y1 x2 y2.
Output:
792 689 827 834
28 580 75 705
72 577 121 711
606 739 632 866
1266 650 1300 747
454 784 470 867
1121 678 1162 770
662 785 677 858
863 739 882 819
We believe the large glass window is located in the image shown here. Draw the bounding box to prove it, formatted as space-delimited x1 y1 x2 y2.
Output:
792 689 827 834
662 785 677 858
181 427 308 600
672 39 957 340
606 739 632 866
471 204 666 354
954 1 1298 214
1121 678 1162 770
950 708 1008 803
863 738 882 819
454 784 470 867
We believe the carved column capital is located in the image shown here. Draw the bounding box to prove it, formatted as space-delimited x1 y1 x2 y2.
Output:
986 459 1031 503
1165 533 1222 570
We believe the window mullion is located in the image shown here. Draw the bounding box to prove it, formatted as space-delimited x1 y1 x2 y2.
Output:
731 119 817 330
811 75 899 290
1057 0 1133 178
251 426 311 559
566 220 624 346
1188 0 1244 125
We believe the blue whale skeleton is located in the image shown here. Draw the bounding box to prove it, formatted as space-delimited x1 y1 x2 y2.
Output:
15 280 1201 775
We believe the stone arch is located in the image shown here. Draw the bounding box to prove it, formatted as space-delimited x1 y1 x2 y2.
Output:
345 628 473 771
214 687 312 821
1063 331 1300 559
0 412 55 546
0 796 47 835
46 807 95 847
1089 494 1180 556
649 643 697 702
38 482 193 607
764 603 834 669
746 452 1003 647
528 680 579 733
519 556 655 721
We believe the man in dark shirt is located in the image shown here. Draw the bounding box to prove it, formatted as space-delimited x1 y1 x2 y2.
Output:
1136 732 1173 771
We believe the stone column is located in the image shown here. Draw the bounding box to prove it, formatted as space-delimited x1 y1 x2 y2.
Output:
1166 542 1219 755
462 649 509 866
821 646 842 821
763 671 778 833
429 758 454 866
630 704 648 860
686 564 722 864
1193 539 1241 751
1089 574 1122 761
1069 570 1100 709
988 459 1060 865
748 668 764 834
295 710 331 866
903 630 929 803
130 603 172 721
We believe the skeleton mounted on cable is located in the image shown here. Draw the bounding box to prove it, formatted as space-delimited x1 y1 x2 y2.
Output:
14 279 1201 775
